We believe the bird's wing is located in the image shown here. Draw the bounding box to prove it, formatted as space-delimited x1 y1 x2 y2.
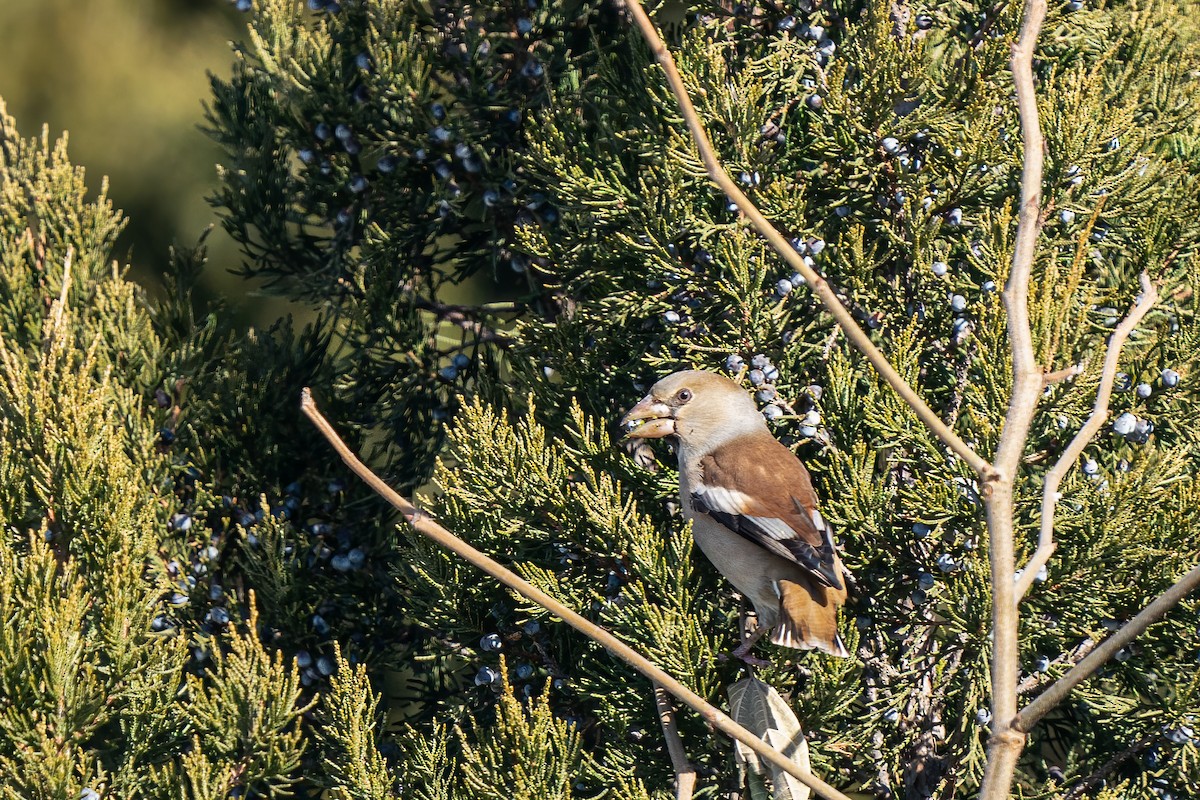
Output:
691 435 843 591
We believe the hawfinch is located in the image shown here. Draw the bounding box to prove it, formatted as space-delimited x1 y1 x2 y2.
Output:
621 370 849 661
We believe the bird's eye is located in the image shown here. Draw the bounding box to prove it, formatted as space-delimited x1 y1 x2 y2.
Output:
676 388 693 403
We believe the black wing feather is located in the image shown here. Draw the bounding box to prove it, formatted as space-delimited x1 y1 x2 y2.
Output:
691 491 843 590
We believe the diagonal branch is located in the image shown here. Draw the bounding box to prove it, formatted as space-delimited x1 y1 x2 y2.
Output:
620 0 993 479
1014 273 1157 602
655 684 697 800
300 389 852 800
1015 637 1095 696
1013 561 1200 731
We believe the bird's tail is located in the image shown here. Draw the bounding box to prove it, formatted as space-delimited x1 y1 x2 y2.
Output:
771 579 849 658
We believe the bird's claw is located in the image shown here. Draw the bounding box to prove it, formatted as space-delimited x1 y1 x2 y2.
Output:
727 645 772 668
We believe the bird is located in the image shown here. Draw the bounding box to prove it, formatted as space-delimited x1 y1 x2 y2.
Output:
621 369 850 662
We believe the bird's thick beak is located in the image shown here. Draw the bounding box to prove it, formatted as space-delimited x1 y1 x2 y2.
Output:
620 396 675 440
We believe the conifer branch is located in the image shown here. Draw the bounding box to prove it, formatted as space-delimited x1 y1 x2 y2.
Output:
654 684 697 800
1013 561 1200 731
1015 273 1157 602
978 0 1048 796
300 389 852 800
620 0 994 479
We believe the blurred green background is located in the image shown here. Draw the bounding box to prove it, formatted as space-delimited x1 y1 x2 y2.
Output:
0 0 285 322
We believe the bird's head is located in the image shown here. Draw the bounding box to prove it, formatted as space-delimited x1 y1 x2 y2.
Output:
620 370 764 452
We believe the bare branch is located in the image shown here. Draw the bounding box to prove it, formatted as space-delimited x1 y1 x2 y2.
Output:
52 246 73 332
1061 731 1158 800
1041 363 1082 385
44 246 74 353
977 0 1048 796
412 296 515 347
1015 637 1095 696
654 685 697 800
968 1 1012 50
1014 273 1157 602
888 0 910 42
1007 555 1200 792
1014 561 1200 731
997 0 1050 438
300 390 852 800
620 0 993 479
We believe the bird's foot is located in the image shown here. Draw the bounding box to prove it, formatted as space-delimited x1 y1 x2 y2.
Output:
729 645 771 668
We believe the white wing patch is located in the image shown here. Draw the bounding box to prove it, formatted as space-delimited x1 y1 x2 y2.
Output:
744 515 800 541
692 483 753 515
695 482 805 542
695 483 805 542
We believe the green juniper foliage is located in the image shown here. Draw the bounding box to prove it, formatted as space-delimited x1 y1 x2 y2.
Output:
0 107 318 797
0 104 405 798
3 0 1200 796
401 656 653 800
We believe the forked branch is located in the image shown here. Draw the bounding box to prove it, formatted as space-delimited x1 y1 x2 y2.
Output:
300 389 851 800
977 0 1048 796
1014 273 1157 602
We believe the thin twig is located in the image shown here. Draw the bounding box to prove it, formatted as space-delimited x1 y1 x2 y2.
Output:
52 246 73 331
620 0 993 479
944 338 979 429
977 0 1049 797
1041 363 1082 385
1061 731 1158 800
23 193 47 274
968 0 1012 50
1014 273 1157 602
654 684 697 800
44 246 74 353
821 327 840 362
1013 561 1200 732
411 296 516 347
300 390 852 800
1015 637 1095 696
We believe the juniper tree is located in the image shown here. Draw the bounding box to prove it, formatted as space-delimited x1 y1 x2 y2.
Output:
0 105 412 799
201 0 1200 796
4 0 1200 796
